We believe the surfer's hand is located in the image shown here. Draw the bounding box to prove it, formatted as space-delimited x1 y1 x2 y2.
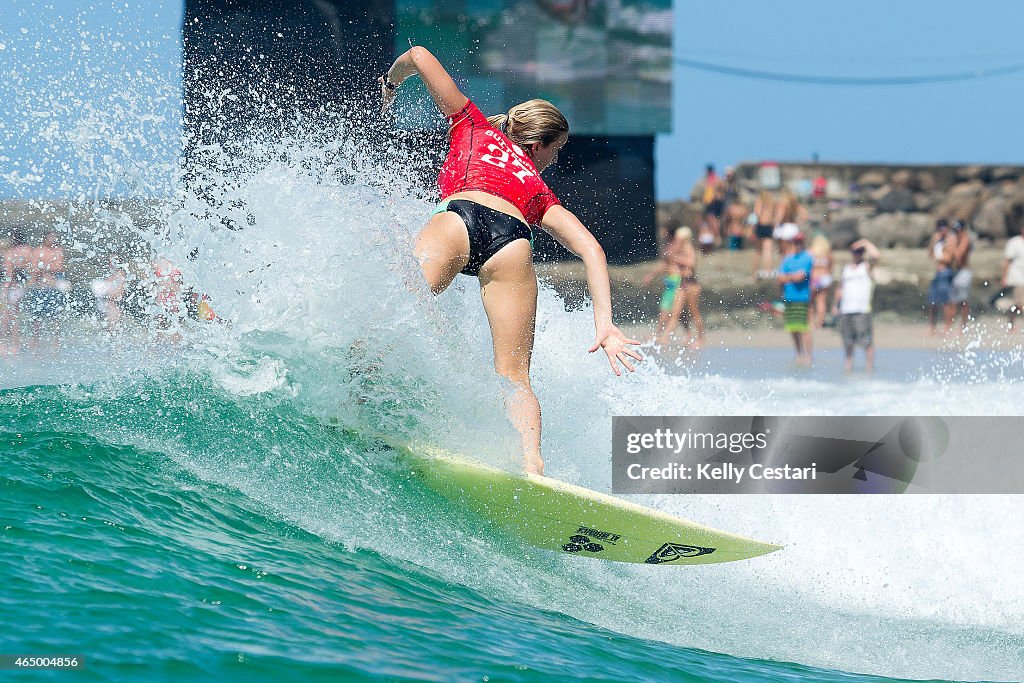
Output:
380 75 398 113
589 325 642 376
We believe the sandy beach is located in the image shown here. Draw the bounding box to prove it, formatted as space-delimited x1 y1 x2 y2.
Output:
623 317 1024 351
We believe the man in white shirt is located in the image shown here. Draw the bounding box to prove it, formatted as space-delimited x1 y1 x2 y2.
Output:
1001 224 1024 331
833 238 880 372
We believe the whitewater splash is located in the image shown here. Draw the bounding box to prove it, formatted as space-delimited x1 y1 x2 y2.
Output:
3 11 1023 682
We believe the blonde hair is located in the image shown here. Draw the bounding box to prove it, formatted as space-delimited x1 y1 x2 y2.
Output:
674 226 692 241
779 189 800 223
809 234 832 259
487 99 569 150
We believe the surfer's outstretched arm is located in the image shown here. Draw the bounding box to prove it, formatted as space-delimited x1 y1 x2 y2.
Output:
381 46 468 117
540 205 642 375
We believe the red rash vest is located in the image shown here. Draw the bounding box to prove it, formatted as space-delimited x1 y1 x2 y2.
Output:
438 100 561 226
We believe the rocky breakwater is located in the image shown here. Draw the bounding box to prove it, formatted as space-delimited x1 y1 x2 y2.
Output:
849 165 1024 248
640 163 1024 321
661 163 1024 249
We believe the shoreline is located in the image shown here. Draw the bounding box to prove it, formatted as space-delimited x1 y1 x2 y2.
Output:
622 317 1024 351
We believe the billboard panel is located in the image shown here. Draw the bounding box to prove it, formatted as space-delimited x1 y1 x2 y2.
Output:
395 0 672 135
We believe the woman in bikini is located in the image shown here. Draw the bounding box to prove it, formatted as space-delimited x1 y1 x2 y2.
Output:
773 189 809 244
809 234 834 328
644 226 685 343
752 190 777 278
381 46 641 475
644 227 703 349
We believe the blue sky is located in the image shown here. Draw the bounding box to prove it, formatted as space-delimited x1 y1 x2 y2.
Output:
0 1 183 198
2 1 1022 200
658 1 1024 197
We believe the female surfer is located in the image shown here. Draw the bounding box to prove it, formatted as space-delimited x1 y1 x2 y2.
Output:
380 46 641 475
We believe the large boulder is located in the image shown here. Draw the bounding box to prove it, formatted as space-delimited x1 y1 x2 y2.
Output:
936 181 987 222
914 192 942 212
956 165 990 182
940 198 984 223
1011 197 1024 236
890 169 914 189
948 180 986 198
820 207 873 248
825 178 850 200
997 179 1020 197
972 196 1009 238
857 171 888 188
991 166 1020 182
915 170 937 193
689 180 707 203
656 201 703 243
858 212 934 248
868 184 892 202
877 188 917 213
827 215 862 249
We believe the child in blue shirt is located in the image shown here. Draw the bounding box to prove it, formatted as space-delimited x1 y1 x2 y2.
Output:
778 233 814 365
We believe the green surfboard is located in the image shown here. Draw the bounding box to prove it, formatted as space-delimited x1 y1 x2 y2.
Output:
392 442 782 565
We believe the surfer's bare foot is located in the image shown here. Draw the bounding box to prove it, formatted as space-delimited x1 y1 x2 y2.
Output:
524 453 544 476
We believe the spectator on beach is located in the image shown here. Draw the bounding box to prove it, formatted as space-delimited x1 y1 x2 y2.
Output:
92 257 127 333
722 167 740 205
24 232 67 351
812 172 827 200
645 229 683 343
645 226 704 348
946 221 973 334
833 239 880 373
809 234 834 328
927 219 954 335
773 189 808 249
752 190 777 278
724 199 748 251
777 232 813 366
1 230 33 355
1002 223 1024 331
701 164 723 248
697 216 716 255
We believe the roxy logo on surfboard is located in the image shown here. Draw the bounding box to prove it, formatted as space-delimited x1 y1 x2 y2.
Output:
645 543 716 564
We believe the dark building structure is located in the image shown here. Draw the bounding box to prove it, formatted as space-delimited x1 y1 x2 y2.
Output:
182 0 664 263
535 135 656 265
183 0 394 137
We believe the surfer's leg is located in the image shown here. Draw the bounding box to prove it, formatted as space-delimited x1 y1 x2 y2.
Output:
478 240 543 475
413 212 471 295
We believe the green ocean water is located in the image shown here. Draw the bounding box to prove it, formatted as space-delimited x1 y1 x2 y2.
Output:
1 361 1014 683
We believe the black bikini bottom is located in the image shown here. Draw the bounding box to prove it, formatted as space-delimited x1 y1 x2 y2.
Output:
440 199 532 276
